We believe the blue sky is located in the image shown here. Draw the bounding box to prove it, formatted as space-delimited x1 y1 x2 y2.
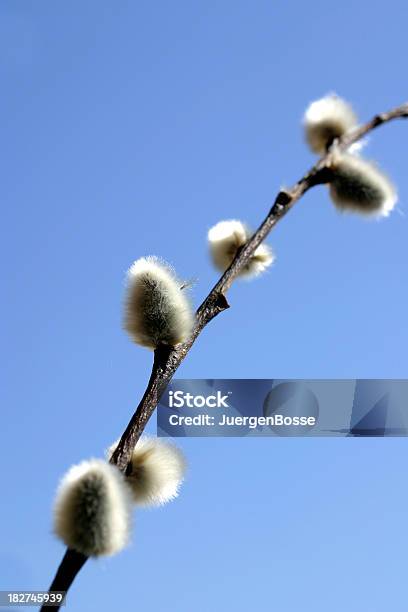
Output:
1 1 408 610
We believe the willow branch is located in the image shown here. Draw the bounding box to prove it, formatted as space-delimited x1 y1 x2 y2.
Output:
41 101 408 611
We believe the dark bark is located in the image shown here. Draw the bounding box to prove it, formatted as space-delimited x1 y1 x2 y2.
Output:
40 550 86 611
41 101 408 611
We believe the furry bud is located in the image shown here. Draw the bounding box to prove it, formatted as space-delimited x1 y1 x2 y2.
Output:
53 459 132 557
124 257 194 349
304 94 358 154
208 220 274 278
108 437 186 507
328 153 397 217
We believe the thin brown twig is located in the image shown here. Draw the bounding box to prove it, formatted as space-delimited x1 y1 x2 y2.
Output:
40 101 408 611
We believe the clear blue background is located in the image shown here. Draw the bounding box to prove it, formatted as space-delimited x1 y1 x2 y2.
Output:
1 1 407 611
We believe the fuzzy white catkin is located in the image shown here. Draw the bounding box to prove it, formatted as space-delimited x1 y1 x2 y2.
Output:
208 220 274 278
53 459 132 557
304 94 358 154
108 437 186 507
124 256 194 349
329 153 397 217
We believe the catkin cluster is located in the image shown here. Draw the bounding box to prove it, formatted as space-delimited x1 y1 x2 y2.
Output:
54 254 189 557
207 219 275 279
124 256 194 350
303 94 397 217
53 438 186 557
107 436 186 506
51 92 401 567
53 460 132 557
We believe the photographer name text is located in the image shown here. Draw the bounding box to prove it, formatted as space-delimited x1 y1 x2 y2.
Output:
168 414 316 428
